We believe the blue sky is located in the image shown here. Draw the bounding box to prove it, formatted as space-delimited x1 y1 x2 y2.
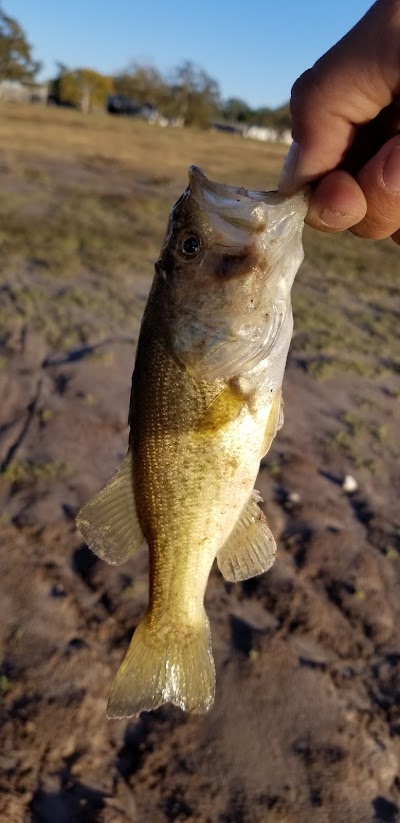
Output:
11 0 372 108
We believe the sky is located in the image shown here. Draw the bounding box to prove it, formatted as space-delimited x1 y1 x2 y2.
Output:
11 0 373 109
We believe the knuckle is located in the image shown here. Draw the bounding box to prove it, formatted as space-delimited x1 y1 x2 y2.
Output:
367 199 400 237
350 210 400 240
290 66 328 116
290 69 314 113
355 139 400 237
349 222 376 239
355 183 400 239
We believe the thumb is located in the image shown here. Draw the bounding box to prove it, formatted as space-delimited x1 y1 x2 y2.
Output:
279 0 400 193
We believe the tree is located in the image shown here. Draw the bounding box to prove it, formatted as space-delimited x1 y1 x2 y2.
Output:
114 63 167 108
222 97 252 124
270 102 291 131
170 61 221 127
49 66 114 112
0 7 40 81
250 106 274 127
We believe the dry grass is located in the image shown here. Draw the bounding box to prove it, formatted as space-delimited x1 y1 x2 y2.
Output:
0 102 399 376
0 103 285 188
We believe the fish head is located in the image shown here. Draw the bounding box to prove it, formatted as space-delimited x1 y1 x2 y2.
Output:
155 166 308 381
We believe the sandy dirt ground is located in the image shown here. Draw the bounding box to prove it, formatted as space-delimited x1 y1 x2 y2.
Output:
1 110 400 823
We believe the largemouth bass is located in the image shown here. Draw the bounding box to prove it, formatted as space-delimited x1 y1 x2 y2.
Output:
77 167 308 718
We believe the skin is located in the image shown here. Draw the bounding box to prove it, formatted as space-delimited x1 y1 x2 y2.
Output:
278 0 400 244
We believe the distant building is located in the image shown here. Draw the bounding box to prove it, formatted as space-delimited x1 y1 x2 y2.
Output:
279 129 292 146
0 80 48 103
243 124 292 145
244 125 279 142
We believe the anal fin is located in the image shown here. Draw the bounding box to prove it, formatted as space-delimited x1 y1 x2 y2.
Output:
217 490 276 582
76 450 145 565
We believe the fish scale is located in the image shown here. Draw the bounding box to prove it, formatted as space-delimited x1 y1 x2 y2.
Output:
76 166 308 717
133 331 234 621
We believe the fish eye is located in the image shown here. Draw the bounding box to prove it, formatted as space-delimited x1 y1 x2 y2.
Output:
181 235 201 257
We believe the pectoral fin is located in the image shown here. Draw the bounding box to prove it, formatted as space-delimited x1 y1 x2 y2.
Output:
217 490 276 582
76 450 145 565
194 384 244 435
262 388 283 456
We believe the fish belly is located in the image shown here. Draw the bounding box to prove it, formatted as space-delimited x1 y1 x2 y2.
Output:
107 328 273 718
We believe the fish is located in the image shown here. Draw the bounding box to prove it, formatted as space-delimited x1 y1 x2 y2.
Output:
76 166 308 718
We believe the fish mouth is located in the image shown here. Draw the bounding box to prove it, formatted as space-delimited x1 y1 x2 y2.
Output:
188 165 309 233
187 165 309 242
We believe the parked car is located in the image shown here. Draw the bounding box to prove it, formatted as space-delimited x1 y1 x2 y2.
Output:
107 95 140 115
106 95 159 123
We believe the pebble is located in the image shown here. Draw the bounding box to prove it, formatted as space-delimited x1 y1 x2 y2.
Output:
287 491 301 504
342 475 358 494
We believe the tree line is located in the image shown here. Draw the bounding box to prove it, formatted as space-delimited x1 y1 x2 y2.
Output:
0 6 291 130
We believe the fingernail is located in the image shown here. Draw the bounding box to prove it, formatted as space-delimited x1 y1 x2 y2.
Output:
383 144 400 192
278 142 300 193
319 208 353 231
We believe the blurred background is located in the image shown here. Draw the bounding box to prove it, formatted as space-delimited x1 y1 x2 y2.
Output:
1 3 400 822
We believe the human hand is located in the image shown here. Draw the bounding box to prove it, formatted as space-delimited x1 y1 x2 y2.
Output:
278 0 400 244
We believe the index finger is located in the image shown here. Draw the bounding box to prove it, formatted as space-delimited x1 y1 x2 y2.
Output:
278 0 400 193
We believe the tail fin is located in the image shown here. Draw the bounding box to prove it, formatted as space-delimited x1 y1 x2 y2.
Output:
107 612 215 718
